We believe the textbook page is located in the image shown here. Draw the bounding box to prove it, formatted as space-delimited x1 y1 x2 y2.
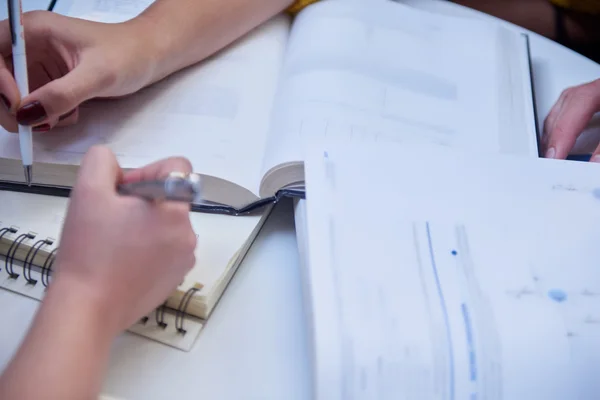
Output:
260 0 536 193
304 141 600 400
0 4 291 199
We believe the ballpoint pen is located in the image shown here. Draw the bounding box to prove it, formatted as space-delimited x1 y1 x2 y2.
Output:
8 0 34 186
117 172 202 203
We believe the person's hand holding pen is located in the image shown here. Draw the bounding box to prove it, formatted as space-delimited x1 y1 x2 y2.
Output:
0 10 158 133
0 146 199 400
0 0 293 135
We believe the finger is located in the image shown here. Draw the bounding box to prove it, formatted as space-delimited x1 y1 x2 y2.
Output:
0 57 17 131
542 91 567 152
74 145 123 194
31 116 58 133
16 59 108 126
545 81 600 159
544 91 566 133
0 56 20 115
590 143 600 163
0 11 63 57
121 157 193 184
0 109 17 132
0 12 57 113
52 108 78 128
31 108 77 133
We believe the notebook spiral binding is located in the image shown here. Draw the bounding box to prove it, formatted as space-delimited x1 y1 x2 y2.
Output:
0 222 204 351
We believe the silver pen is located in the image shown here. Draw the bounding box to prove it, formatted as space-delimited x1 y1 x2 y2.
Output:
8 0 34 186
117 172 202 203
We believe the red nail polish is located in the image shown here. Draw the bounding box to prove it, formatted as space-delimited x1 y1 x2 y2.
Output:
32 123 51 133
17 101 47 125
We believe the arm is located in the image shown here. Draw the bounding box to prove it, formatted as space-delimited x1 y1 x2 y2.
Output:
0 147 198 400
0 0 305 131
0 278 114 400
132 0 297 85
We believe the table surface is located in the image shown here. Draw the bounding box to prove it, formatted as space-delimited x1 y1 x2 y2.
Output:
0 1 599 399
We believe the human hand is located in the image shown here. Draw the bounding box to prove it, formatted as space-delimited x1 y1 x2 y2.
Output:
542 78 600 160
52 146 197 337
0 10 158 133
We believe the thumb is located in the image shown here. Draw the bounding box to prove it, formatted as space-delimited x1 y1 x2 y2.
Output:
16 60 106 126
74 146 123 195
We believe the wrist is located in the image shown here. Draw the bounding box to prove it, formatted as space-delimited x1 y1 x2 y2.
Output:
45 273 120 342
0 273 115 400
123 12 183 86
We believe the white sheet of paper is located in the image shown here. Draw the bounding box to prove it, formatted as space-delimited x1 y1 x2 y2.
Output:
304 141 600 399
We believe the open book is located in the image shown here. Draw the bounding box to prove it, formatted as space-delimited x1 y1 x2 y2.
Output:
0 0 539 215
303 141 600 399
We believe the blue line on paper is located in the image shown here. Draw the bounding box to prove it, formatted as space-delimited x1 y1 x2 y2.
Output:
548 289 567 303
451 250 458 256
426 222 455 400
461 303 477 381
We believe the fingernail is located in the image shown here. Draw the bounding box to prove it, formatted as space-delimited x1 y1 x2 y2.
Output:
591 155 600 163
17 101 47 125
58 108 76 121
0 94 11 110
545 147 556 159
32 123 50 133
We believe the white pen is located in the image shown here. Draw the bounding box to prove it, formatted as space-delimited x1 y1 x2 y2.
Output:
8 0 33 186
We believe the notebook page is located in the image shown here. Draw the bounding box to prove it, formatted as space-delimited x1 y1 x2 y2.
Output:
261 0 535 186
0 4 290 197
304 141 600 399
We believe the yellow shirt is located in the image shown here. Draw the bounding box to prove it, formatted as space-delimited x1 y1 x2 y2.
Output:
549 0 600 14
291 0 600 15
287 0 320 15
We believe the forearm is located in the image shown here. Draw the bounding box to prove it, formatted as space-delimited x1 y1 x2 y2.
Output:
0 276 114 400
130 0 294 83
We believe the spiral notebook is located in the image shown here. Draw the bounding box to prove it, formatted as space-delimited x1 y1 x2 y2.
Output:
0 189 270 351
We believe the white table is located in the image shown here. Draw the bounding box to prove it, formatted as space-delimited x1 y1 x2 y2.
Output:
0 1 599 399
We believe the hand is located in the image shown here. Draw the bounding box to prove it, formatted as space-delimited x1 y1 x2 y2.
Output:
0 10 157 133
53 146 197 336
542 78 600 160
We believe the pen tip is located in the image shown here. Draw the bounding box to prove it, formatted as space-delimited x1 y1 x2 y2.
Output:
24 165 32 187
